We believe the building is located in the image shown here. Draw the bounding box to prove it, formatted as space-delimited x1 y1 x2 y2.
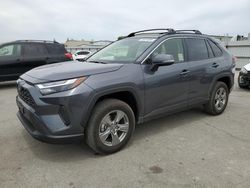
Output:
210 34 250 69
226 39 250 69
65 39 112 53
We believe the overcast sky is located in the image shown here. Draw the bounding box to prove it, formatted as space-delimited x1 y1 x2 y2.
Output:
0 0 250 43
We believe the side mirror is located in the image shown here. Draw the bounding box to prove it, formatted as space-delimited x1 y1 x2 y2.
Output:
150 54 175 71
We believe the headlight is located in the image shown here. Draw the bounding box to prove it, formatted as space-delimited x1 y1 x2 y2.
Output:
241 67 248 74
37 77 87 95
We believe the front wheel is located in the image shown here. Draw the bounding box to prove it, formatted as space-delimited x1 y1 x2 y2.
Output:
85 99 135 154
204 82 229 115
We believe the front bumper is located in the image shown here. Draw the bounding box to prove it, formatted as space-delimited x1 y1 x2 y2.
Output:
238 72 250 86
17 110 83 144
16 79 94 144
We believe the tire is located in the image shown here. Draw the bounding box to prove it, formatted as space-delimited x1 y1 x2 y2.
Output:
204 81 229 115
85 99 135 154
238 76 248 89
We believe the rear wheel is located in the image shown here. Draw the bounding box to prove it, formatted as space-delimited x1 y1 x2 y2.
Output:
85 99 135 154
204 82 229 115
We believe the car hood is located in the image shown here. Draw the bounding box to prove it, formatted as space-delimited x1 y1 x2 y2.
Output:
21 61 123 84
244 63 250 71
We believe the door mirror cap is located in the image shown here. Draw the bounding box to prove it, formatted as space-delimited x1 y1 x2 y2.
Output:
150 54 175 71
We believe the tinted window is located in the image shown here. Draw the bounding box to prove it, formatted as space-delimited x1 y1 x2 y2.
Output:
36 44 48 55
46 44 66 54
152 38 184 63
208 40 223 57
186 38 208 61
0 44 21 56
23 44 41 56
205 40 214 58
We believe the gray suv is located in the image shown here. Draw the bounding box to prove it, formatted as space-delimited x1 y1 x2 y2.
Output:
16 29 235 154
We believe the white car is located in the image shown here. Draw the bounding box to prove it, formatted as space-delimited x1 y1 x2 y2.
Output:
238 63 250 88
73 50 91 61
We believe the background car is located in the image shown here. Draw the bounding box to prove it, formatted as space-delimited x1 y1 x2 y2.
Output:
73 50 91 62
238 63 250 88
0 40 72 82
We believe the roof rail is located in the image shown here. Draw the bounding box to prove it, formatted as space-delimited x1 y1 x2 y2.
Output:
127 28 175 37
15 40 59 44
175 30 202 34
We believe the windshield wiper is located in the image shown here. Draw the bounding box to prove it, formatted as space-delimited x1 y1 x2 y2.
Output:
88 60 107 64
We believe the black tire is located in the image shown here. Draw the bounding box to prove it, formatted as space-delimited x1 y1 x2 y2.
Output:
85 99 135 154
204 81 229 115
238 76 248 89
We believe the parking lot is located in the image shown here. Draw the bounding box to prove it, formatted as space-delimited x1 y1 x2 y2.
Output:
0 71 250 188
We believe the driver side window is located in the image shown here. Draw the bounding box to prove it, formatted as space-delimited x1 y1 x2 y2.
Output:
0 44 21 57
152 38 184 63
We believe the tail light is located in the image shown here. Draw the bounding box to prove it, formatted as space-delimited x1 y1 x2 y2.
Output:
65 52 73 60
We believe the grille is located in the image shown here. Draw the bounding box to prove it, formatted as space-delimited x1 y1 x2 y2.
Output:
18 86 35 107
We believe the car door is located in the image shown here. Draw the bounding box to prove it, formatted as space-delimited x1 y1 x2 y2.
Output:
142 38 189 119
0 44 22 78
184 38 219 106
21 43 48 73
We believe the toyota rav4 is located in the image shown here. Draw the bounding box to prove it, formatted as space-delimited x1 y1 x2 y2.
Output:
16 29 235 154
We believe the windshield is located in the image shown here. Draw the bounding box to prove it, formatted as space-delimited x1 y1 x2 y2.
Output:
88 37 156 63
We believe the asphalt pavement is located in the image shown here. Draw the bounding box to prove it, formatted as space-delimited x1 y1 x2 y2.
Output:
0 71 250 188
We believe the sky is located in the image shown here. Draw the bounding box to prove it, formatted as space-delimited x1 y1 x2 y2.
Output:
0 0 250 43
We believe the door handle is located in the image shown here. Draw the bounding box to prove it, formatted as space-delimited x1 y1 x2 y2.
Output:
180 70 190 76
212 62 219 68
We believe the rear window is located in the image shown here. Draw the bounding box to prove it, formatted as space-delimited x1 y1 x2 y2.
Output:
208 40 223 57
185 38 209 61
45 44 66 54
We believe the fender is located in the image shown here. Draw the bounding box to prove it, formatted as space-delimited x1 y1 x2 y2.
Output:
80 85 143 128
208 72 234 97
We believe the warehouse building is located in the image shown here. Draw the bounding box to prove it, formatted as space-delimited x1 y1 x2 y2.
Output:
225 34 250 69
65 40 112 53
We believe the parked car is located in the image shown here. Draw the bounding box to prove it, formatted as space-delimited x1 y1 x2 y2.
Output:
0 40 72 82
16 29 235 154
73 50 91 62
238 63 250 88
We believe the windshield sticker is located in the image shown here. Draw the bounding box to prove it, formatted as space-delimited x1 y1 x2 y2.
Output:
138 39 156 42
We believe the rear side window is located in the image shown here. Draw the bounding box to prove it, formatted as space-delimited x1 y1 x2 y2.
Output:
152 38 184 63
185 38 208 61
46 44 66 54
23 44 47 56
0 44 21 56
205 40 214 58
208 40 223 57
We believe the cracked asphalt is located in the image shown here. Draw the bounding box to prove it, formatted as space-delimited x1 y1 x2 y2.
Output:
0 71 250 188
